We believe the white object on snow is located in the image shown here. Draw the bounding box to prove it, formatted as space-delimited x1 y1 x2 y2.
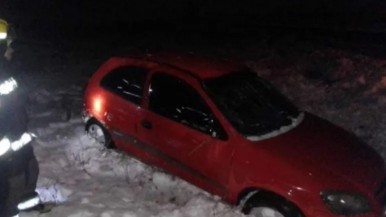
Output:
36 185 68 204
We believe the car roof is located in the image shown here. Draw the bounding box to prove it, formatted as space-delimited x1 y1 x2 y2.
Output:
121 52 245 80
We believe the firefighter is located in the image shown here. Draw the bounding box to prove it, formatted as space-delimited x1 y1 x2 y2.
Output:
0 18 41 217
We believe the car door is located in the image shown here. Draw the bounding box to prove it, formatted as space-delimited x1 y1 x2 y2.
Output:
137 71 233 196
99 65 148 151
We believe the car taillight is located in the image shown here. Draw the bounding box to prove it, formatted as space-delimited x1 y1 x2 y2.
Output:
93 96 103 114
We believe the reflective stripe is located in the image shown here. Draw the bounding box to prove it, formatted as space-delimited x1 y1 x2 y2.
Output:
0 137 11 156
0 132 34 157
0 32 6 39
17 196 40 210
0 77 18 95
11 133 33 151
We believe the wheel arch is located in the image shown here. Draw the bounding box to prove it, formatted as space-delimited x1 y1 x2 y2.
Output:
237 187 305 217
85 117 116 149
85 117 104 131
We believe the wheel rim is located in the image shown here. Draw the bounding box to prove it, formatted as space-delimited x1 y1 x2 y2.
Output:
249 207 285 217
88 124 106 145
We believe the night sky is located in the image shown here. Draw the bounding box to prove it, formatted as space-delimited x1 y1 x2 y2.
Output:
1 0 386 35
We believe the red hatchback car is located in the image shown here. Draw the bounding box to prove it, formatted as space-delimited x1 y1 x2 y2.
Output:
83 52 386 217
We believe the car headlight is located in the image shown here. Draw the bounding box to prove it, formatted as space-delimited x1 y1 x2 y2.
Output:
0 77 18 95
0 137 11 156
321 191 371 215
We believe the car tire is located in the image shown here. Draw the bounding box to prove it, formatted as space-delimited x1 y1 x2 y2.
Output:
242 194 304 217
85 120 115 149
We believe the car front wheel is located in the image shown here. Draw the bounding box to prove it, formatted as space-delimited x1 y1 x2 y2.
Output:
242 194 304 217
249 207 285 217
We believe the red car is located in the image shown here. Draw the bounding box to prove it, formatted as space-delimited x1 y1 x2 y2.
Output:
83 52 386 217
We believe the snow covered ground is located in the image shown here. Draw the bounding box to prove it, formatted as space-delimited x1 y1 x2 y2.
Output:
24 118 243 217
15 35 386 217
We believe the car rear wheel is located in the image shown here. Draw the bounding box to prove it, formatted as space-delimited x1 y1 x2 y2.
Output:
242 193 303 217
86 120 115 149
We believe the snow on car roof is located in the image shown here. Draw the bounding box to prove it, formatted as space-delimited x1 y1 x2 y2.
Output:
123 52 245 80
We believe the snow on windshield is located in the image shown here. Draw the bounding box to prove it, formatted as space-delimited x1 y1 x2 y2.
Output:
246 112 304 142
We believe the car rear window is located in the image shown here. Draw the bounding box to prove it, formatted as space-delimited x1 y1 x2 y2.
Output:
100 66 148 105
148 73 227 139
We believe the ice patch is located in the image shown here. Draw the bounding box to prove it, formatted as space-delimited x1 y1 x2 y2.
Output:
36 185 69 204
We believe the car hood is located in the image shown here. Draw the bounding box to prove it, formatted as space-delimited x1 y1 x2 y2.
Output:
254 113 385 192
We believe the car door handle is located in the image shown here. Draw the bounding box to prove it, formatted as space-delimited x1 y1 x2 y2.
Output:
141 119 152 129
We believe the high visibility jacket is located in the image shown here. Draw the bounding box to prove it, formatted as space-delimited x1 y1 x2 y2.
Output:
0 19 8 40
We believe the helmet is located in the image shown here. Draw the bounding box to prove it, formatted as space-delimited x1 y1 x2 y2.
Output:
0 19 8 40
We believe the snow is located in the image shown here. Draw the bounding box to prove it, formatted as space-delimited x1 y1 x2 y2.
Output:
22 116 244 217
14 35 386 217
247 112 305 142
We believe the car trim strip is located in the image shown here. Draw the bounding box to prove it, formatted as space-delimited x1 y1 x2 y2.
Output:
111 129 227 196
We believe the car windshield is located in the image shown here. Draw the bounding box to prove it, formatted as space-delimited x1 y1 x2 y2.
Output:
203 71 301 138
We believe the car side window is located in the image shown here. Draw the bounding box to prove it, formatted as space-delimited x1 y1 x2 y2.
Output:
149 73 226 139
100 66 148 105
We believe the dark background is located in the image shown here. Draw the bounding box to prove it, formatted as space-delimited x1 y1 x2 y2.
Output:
2 0 386 38
1 0 386 160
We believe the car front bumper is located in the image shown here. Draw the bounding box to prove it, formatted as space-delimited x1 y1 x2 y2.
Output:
301 199 386 217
